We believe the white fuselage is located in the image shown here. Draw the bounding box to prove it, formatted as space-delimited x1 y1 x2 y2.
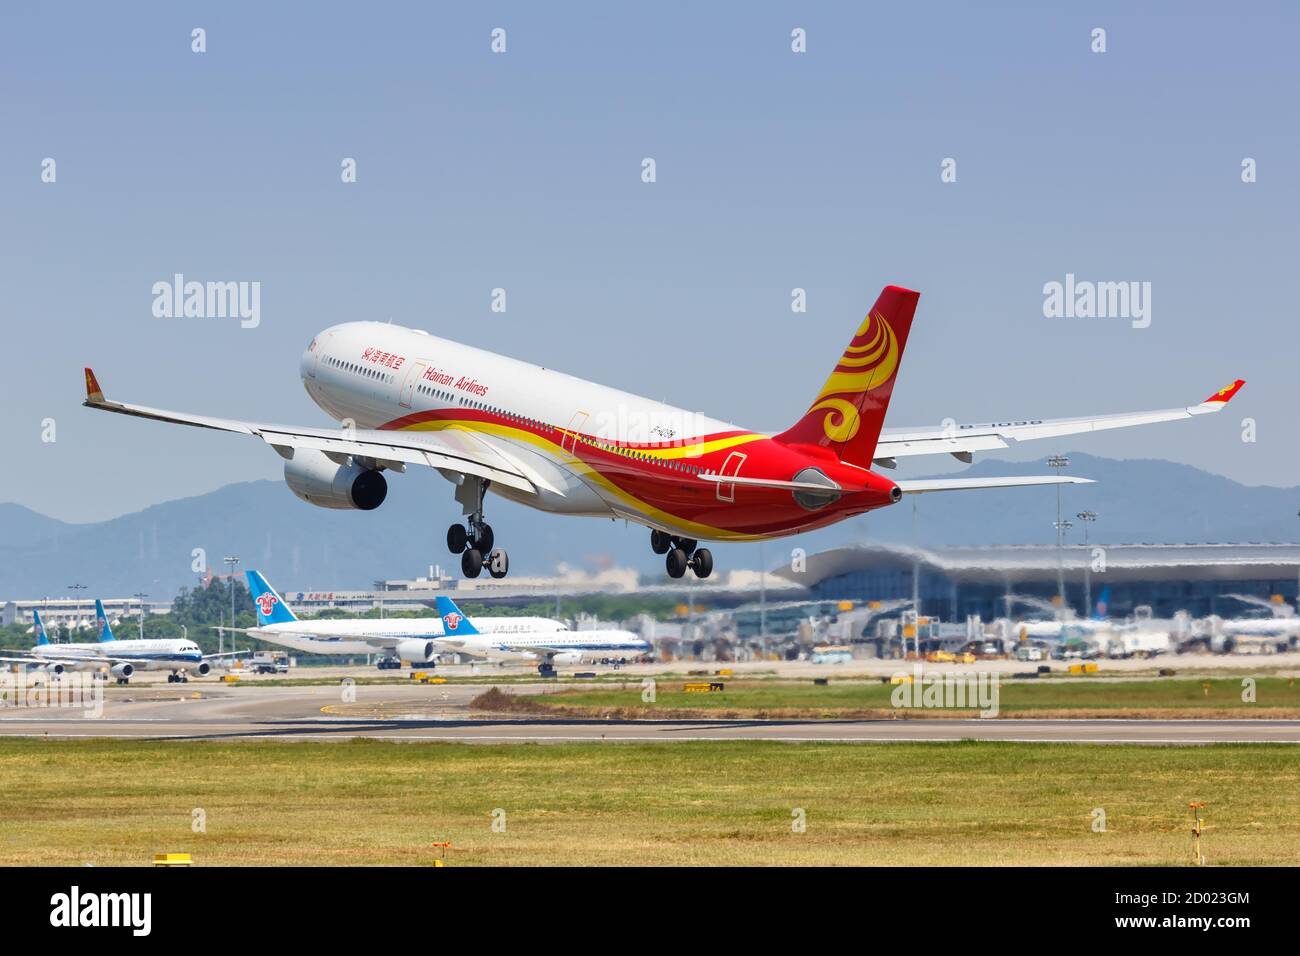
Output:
32 639 204 671
249 615 566 656
299 321 738 534
438 629 652 664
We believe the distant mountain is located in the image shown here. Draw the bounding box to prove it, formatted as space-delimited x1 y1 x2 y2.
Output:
1 453 1296 599
0 503 74 550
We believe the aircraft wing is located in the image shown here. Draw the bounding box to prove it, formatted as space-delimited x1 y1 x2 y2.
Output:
0 653 154 666
894 475 1094 494
874 381 1244 464
217 626 430 650
82 368 542 495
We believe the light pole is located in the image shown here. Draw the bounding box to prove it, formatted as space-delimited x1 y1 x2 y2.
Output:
912 497 921 656
758 540 767 660
223 556 240 656
1077 511 1098 616
66 583 87 643
133 592 148 639
1048 455 1071 608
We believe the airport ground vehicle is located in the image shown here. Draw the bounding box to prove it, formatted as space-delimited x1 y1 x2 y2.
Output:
248 650 290 674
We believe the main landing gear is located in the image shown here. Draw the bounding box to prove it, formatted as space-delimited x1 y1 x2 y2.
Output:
651 529 713 580
166 672 189 684
446 476 509 579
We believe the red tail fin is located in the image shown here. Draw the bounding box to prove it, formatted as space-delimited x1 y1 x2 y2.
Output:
775 285 919 466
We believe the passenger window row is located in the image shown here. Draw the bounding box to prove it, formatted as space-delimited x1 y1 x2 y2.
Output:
324 353 707 477
324 355 394 385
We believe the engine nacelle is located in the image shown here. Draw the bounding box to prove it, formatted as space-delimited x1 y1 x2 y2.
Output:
42 662 65 675
394 639 435 663
191 661 212 677
110 662 134 679
283 449 387 511
552 651 583 665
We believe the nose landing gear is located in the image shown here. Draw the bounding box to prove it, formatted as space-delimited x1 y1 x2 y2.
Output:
653 530 713 579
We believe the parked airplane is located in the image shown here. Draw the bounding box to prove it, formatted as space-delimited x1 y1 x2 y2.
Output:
83 285 1243 580
1007 588 1116 643
225 570 566 665
1187 595 1300 653
430 596 650 675
0 602 232 684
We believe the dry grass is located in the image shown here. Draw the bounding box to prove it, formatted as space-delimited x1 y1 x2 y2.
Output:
1 738 1299 866
476 677 1300 721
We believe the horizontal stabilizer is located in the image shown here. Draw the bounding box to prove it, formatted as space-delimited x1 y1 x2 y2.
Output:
894 475 1095 495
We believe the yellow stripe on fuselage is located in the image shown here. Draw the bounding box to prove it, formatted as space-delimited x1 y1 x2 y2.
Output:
395 417 774 541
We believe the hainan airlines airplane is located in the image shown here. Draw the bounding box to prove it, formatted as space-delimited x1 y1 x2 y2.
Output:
0 602 232 683
83 285 1244 581
223 570 567 664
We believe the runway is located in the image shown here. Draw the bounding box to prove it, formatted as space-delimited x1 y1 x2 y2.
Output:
1 681 1298 743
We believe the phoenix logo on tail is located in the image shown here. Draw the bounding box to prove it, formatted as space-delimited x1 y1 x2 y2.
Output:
808 309 900 443
777 285 919 467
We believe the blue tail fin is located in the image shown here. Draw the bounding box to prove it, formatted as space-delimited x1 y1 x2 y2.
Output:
94 599 115 642
245 570 298 625
32 609 50 646
1093 586 1111 620
434 596 480 636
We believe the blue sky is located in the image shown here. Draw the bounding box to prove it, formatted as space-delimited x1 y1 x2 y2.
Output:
2 2 1296 522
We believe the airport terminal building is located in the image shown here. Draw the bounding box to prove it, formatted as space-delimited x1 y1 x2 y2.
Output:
784 543 1300 621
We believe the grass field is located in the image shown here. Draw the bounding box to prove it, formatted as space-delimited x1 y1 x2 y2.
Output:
487 676 1300 720
1 738 1298 865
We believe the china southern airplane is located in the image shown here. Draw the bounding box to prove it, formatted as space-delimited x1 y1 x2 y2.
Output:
83 285 1243 581
430 596 650 674
223 570 567 665
0 602 232 684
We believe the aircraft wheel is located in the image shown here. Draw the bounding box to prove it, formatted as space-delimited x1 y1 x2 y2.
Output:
666 548 689 579
461 548 484 579
488 549 509 579
691 547 714 579
167 674 177 683
650 529 671 554
474 523 495 554
447 524 468 554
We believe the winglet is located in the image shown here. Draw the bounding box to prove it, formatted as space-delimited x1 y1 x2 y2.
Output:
1202 379 1245 405
84 367 105 404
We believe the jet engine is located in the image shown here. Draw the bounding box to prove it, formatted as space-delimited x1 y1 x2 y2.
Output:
191 661 212 677
393 639 435 663
552 651 583 665
283 449 387 511
109 662 134 680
